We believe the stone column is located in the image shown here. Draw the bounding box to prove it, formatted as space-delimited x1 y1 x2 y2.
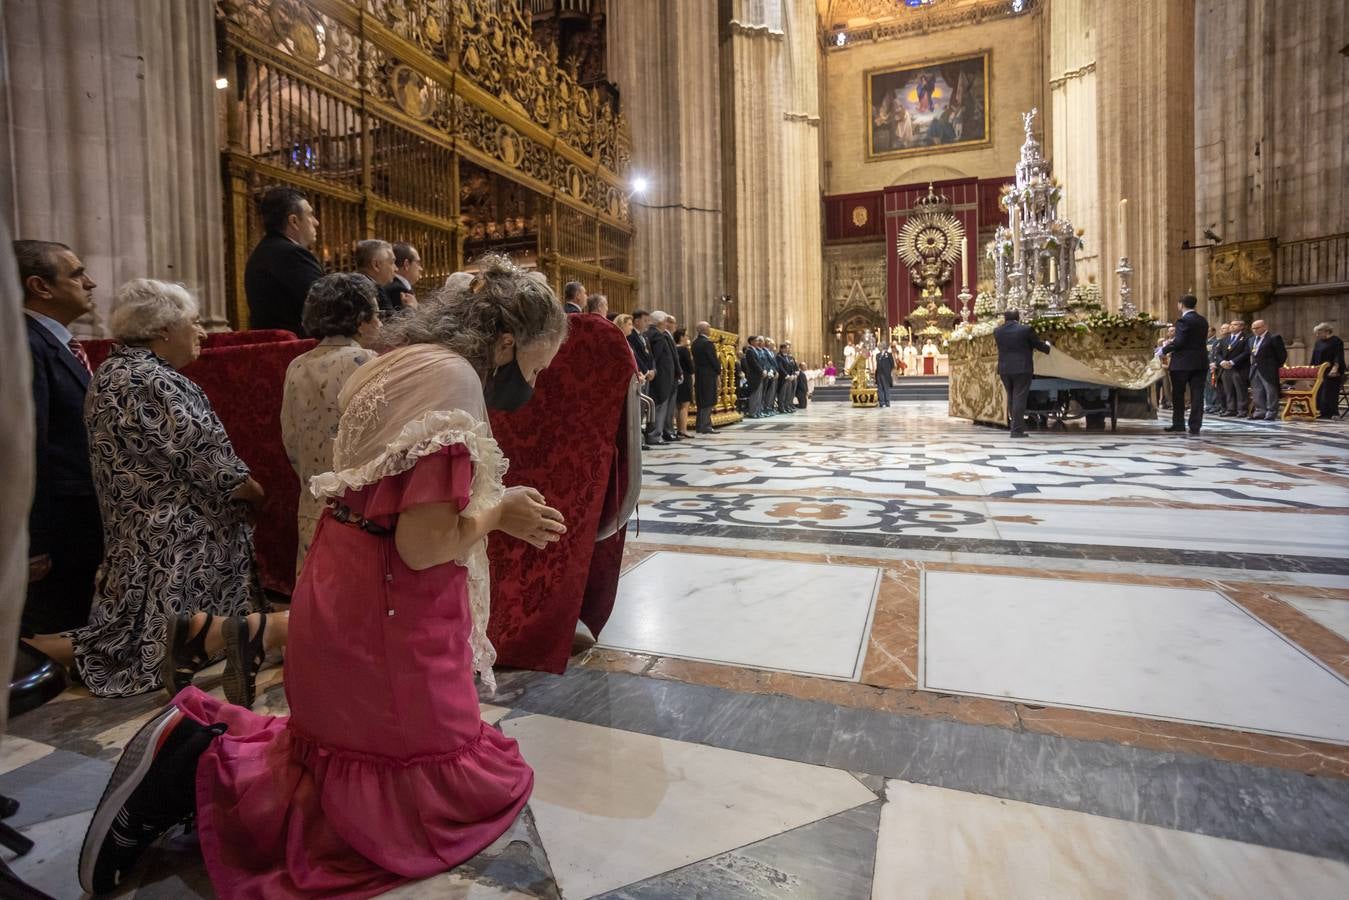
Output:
608 0 724 325
719 0 824 364
1095 0 1196 316
1049 0 1102 286
2 0 225 334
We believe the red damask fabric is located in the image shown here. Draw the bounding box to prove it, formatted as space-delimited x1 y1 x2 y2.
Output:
487 314 637 673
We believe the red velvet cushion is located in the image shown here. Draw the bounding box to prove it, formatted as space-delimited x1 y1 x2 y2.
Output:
487 315 637 673
203 329 302 349
1280 366 1321 380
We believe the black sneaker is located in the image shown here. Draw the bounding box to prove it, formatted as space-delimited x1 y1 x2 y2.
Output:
78 706 226 895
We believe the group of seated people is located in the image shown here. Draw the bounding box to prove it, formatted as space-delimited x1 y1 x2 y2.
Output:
20 213 582 893
1156 317 1344 421
738 335 808 419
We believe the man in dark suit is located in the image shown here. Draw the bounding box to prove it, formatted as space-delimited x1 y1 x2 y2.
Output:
874 342 897 408
1217 318 1251 416
742 336 764 418
383 241 422 313
776 341 799 413
628 308 655 381
644 311 679 445
356 239 412 320
1311 323 1345 419
15 240 103 635
993 309 1052 437
692 321 721 434
1246 319 1287 421
563 281 587 315
244 185 324 335
1161 294 1210 435
759 338 779 416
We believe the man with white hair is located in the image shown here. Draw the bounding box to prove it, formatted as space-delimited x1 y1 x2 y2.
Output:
1246 319 1287 421
644 310 679 445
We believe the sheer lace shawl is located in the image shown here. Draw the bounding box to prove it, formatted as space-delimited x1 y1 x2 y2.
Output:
309 344 506 691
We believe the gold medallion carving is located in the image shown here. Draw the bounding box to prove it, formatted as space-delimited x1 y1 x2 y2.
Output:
852 205 869 227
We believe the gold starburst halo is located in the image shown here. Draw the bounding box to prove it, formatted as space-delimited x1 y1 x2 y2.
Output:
897 213 965 268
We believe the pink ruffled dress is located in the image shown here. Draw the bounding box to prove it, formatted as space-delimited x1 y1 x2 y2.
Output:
173 443 532 899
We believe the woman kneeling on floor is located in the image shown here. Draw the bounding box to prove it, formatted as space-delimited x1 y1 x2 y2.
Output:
79 255 569 898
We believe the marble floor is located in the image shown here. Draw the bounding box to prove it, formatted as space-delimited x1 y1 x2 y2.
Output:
5 403 1349 898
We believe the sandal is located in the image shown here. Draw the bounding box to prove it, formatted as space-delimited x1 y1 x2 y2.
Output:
160 613 213 699
223 615 266 708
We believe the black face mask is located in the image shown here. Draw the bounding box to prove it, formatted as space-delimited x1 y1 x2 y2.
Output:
484 351 534 412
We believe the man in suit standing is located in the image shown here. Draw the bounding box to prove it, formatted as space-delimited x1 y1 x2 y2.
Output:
644 311 678 445
874 342 896 408
16 240 103 635
1247 319 1287 421
563 281 587 314
1217 318 1251 416
383 242 422 312
244 186 324 335
742 336 764 418
759 338 779 416
1311 322 1345 419
993 310 1051 437
692 321 721 434
1161 294 1210 435
357 239 413 320
776 341 799 413
1205 323 1229 412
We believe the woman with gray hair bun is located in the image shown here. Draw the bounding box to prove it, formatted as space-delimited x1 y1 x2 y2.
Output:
282 273 381 575
23 279 285 707
79 256 569 897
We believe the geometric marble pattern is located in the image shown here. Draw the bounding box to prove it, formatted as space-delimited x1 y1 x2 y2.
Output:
499 713 876 898
600 551 880 680
1283 595 1349 643
923 572 1349 744
873 780 1349 899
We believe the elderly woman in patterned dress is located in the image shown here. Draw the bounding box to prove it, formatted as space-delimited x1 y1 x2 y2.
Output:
24 279 286 705
281 273 381 576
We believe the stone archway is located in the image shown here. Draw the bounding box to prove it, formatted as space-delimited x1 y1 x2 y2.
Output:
828 303 887 370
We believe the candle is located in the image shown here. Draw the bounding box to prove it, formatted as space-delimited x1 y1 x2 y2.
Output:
1048 257 1057 285
1118 198 1128 258
1011 207 1022 264
961 236 969 287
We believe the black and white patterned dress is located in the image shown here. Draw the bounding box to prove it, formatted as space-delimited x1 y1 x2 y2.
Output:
67 345 259 697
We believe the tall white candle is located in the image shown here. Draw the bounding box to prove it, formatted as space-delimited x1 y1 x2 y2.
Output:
1011 207 1022 264
961 236 969 287
1118 198 1128 258
1048 256 1057 285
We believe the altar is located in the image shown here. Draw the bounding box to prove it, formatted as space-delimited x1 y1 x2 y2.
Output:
947 108 1164 427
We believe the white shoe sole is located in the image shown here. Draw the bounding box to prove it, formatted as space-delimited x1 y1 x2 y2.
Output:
77 705 182 894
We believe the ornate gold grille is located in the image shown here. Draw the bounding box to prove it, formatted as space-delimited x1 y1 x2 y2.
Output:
218 0 636 326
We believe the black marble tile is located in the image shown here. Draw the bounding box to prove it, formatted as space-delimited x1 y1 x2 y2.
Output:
506 667 1349 863
634 519 1349 575
0 749 112 827
598 800 881 900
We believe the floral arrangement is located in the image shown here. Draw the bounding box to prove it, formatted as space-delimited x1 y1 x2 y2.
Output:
935 304 956 318
1029 285 1051 309
973 291 996 317
909 305 929 319
1067 281 1104 311
1025 311 1156 336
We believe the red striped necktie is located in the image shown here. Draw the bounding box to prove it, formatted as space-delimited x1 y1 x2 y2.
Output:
68 338 92 374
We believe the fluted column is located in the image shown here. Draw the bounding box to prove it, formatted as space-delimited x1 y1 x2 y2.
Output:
608 0 724 324
2 0 225 333
1096 0 1196 316
1049 0 1102 286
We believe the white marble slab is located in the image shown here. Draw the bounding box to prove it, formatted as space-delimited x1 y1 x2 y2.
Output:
599 551 881 680
1282 595 1349 643
0 734 54 775
501 714 875 899
922 572 1349 744
873 780 1349 899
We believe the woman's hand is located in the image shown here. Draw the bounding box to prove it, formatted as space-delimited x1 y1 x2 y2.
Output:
497 486 566 549
231 477 265 508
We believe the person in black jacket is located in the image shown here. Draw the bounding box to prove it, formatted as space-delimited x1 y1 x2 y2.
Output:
776 341 800 413
1217 318 1251 416
742 336 764 418
1246 319 1288 421
1160 294 1211 435
644 311 679 445
1311 323 1345 419
382 241 422 313
874 343 896 408
244 186 324 335
357 239 414 320
16 240 103 635
692 322 722 433
993 310 1052 437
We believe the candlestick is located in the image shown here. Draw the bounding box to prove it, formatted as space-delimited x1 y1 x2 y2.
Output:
961 236 969 288
1117 198 1128 258
1011 207 1021 265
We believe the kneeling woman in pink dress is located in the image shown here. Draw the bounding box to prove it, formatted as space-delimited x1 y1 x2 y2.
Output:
79 256 569 898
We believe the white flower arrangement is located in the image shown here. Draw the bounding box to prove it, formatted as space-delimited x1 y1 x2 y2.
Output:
973 291 996 316
1030 285 1051 309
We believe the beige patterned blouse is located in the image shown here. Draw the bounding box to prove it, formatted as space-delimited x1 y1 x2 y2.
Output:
280 337 374 576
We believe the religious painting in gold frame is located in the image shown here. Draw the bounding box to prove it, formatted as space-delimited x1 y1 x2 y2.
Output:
866 50 991 160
